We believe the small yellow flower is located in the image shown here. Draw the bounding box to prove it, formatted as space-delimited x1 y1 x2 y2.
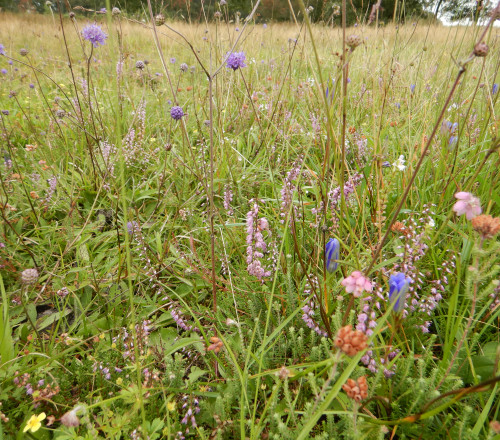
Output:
23 413 46 433
167 401 175 412
99 333 105 339
111 342 117 349
116 377 123 385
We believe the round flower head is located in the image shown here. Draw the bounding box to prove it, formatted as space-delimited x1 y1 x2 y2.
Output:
226 52 247 70
341 271 372 298
0 44 6 56
21 268 39 285
81 24 107 48
452 192 481 220
170 106 184 120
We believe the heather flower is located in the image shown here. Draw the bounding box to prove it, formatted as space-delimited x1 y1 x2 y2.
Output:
226 52 247 70
81 24 107 48
341 271 372 297
452 192 481 220
388 272 410 313
170 106 184 120
335 325 368 356
24 413 46 433
342 376 368 402
325 238 340 273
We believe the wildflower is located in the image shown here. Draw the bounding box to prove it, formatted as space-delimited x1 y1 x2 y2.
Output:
170 106 184 120
60 409 80 427
155 13 165 26
0 44 5 56
335 325 368 356
346 34 362 49
452 192 481 220
207 336 223 354
1 110 9 115
388 272 410 313
342 376 368 402
449 136 457 147
325 238 340 273
392 155 406 171
341 271 372 298
473 42 489 57
471 214 500 239
1 69 7 75
410 84 416 94
135 60 145 70
19 48 28 56
81 24 107 48
23 413 46 433
492 84 498 95
112 7 120 15
21 268 39 285
167 401 176 412
170 57 176 64
180 63 188 72
226 52 247 70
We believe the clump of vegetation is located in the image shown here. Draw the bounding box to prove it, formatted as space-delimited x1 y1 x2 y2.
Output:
0 2 499 438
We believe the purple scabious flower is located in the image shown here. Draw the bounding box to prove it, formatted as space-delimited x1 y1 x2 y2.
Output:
226 52 247 70
388 273 411 313
81 24 108 48
325 238 340 273
1 68 7 75
170 106 184 120
0 44 5 56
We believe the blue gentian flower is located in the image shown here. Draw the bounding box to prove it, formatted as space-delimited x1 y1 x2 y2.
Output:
388 273 411 313
325 238 340 273
410 84 416 94
493 83 498 95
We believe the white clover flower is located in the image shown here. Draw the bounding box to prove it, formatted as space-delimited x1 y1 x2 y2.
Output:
392 155 407 171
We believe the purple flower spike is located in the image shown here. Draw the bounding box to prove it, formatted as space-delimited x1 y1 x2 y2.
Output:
388 273 411 313
170 106 184 120
81 24 108 48
226 52 247 70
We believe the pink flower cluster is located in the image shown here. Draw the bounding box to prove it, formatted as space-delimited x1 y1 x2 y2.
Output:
452 192 481 220
341 271 373 298
246 200 271 281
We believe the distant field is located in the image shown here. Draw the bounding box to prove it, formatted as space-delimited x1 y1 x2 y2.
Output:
0 9 499 440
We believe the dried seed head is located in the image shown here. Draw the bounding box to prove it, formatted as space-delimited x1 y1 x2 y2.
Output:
55 109 66 118
69 11 75 18
21 268 39 285
334 325 368 356
346 35 362 50
474 42 489 57
214 11 222 19
112 7 121 15
155 13 165 26
135 60 145 70
471 214 500 239
19 48 29 56
278 366 291 380
342 376 368 402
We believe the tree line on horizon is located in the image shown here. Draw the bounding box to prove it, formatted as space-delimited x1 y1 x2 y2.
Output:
0 0 491 25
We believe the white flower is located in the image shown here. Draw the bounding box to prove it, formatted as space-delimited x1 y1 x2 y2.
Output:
427 217 435 228
392 155 406 171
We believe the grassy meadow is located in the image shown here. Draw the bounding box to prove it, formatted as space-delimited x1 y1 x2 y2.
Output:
0 7 499 439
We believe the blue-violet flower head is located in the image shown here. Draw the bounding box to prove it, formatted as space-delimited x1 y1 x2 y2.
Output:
170 106 184 120
81 24 108 48
325 238 340 273
388 272 411 313
226 52 246 70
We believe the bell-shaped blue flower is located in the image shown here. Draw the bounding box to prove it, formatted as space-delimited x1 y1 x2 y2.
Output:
325 238 340 273
388 273 411 313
